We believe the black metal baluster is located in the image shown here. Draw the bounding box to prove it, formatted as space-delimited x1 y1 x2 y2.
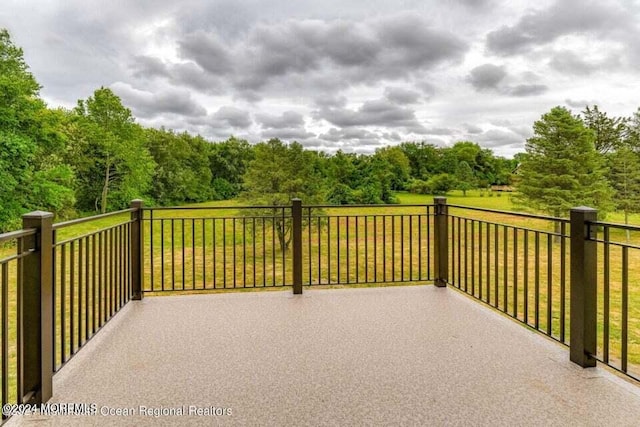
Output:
513 228 518 319
621 246 629 373
603 227 610 362
547 233 553 336
560 223 567 343
503 226 508 312
535 231 540 330
524 230 529 324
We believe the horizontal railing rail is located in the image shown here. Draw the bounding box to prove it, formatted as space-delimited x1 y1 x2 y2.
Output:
52 208 135 230
447 204 572 223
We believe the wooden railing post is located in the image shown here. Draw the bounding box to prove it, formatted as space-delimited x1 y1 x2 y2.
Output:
434 197 448 287
21 211 54 404
570 207 597 367
292 199 303 294
130 200 144 300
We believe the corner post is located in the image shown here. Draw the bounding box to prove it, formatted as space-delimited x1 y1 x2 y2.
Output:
434 197 448 287
130 200 144 300
570 207 597 367
21 211 54 404
292 199 303 295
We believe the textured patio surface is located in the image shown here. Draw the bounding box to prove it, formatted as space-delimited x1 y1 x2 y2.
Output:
10 285 640 426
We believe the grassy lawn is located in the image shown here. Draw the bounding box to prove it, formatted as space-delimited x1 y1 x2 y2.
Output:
0 189 638 401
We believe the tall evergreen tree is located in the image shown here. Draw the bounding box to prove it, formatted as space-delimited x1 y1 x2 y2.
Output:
515 106 613 222
581 105 627 154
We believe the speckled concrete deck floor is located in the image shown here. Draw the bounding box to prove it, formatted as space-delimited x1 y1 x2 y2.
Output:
9 285 640 426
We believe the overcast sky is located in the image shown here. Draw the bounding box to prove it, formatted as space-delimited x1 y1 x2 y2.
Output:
3 0 639 157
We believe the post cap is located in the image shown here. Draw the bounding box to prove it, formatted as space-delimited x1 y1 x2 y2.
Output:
130 199 145 208
22 211 54 219
434 196 447 203
570 206 597 212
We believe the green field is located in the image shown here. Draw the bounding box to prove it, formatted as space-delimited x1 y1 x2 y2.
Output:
0 190 638 400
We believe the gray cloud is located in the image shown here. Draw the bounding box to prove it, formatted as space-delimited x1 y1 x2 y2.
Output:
486 0 632 56
110 82 207 118
506 84 548 97
457 0 493 7
464 123 483 134
313 94 348 108
384 87 421 104
178 31 234 74
475 128 523 148
565 98 598 109
261 127 315 140
317 128 388 152
210 106 252 128
256 111 305 129
317 99 426 133
131 56 171 79
425 127 456 136
131 57 223 94
321 127 380 142
509 126 533 139
468 64 507 90
165 12 468 97
382 131 403 141
549 51 620 75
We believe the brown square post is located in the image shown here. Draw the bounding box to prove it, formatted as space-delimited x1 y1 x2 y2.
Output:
291 199 303 294
130 199 144 300
434 197 448 287
21 211 54 404
570 207 597 367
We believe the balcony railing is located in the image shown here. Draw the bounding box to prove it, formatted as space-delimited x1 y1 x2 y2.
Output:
0 197 638 423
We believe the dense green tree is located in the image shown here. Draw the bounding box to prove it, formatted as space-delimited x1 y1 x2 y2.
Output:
146 128 212 205
208 137 254 199
326 150 359 188
326 183 356 205
363 153 398 204
427 173 456 195
515 106 613 222
69 88 154 212
0 29 75 229
398 141 440 180
0 133 33 230
372 146 411 190
0 29 41 133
